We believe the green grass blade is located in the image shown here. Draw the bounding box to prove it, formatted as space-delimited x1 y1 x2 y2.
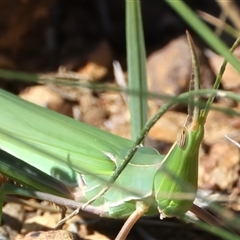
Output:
166 0 240 73
126 0 148 139
203 37 240 118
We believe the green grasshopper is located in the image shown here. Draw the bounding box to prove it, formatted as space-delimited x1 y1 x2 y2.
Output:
0 32 239 240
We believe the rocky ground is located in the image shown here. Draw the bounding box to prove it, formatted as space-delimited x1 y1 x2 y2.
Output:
1 1 240 239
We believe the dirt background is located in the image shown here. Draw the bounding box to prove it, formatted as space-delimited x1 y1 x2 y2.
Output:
1 1 240 239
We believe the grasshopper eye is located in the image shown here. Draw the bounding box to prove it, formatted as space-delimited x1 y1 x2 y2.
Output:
176 127 188 149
